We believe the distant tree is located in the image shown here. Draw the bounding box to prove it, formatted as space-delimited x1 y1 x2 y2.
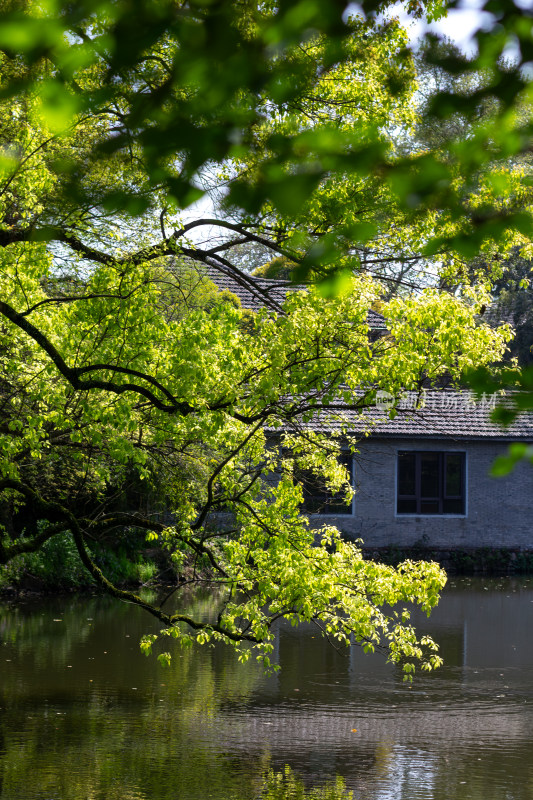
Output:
252 257 296 281
490 253 533 366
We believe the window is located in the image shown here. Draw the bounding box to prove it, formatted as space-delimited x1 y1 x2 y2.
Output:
397 451 465 515
297 454 353 515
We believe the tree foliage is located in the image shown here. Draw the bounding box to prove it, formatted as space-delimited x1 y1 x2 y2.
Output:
0 0 529 674
489 251 533 366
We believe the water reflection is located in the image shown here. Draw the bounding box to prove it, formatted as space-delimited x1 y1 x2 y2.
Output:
1 578 533 799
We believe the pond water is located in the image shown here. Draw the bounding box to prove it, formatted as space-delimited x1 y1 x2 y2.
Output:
1 576 533 800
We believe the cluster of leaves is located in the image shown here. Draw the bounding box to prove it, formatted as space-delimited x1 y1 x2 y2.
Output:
0 0 521 288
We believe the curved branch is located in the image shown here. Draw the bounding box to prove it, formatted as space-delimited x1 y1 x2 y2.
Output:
20 287 146 317
192 419 265 530
83 512 229 578
0 479 257 641
0 298 195 413
174 217 297 263
181 248 286 314
0 217 293 313
0 519 70 563
71 525 256 640
0 298 283 423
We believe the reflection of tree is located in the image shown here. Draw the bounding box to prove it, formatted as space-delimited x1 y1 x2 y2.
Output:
3 588 533 800
0 696 265 800
0 599 94 669
0 595 266 800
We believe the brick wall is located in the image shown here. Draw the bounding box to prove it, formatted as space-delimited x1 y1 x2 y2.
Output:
310 438 533 550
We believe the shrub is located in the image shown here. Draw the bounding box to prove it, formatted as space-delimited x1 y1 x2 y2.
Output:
0 522 160 591
1 526 91 589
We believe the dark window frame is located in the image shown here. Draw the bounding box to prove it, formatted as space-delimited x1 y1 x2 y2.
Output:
397 450 466 516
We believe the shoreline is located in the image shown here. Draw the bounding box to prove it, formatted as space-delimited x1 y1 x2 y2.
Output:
2 547 533 602
362 545 533 575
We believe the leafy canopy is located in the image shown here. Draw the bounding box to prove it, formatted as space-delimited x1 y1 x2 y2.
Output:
0 0 527 675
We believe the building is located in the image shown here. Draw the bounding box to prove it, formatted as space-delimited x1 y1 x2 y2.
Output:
302 390 533 550
205 263 533 551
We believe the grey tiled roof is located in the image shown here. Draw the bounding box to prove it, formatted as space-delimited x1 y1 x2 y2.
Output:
205 265 291 311
365 308 388 331
302 390 533 441
204 265 388 330
202 266 532 440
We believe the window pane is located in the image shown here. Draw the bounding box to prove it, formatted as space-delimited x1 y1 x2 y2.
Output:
326 496 352 514
398 452 416 495
302 495 326 514
300 472 329 513
299 456 353 515
397 451 465 516
443 498 464 514
420 500 440 514
397 497 417 514
445 454 462 496
420 453 439 497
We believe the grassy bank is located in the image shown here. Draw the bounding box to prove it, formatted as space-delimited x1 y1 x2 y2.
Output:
0 525 170 595
4 526 533 599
